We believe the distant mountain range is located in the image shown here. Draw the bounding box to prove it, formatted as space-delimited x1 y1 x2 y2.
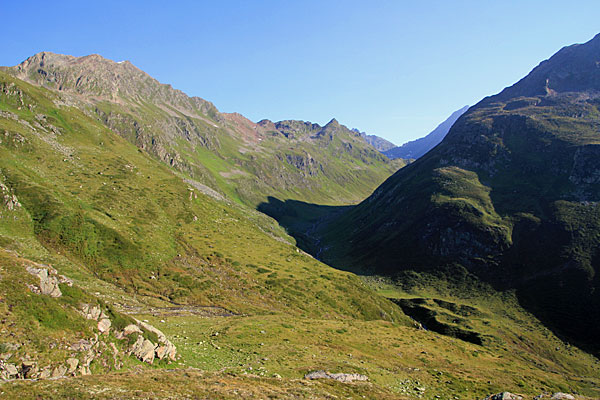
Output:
351 129 396 152
383 106 469 160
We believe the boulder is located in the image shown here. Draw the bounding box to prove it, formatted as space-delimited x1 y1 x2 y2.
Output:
97 318 111 334
80 304 102 320
123 324 143 335
21 360 37 378
551 394 575 400
2 363 18 379
66 358 79 374
136 320 177 361
51 363 68 378
484 393 523 400
131 335 156 364
26 266 62 297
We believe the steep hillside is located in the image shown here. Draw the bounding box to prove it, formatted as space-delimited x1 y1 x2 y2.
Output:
319 34 600 355
2 52 400 207
384 105 469 160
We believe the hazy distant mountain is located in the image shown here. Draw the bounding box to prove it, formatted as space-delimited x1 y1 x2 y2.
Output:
352 129 396 152
383 106 469 160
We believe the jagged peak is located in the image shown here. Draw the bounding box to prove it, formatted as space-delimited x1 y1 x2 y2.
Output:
325 118 340 127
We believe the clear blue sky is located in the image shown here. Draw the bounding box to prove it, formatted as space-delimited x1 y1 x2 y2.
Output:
2 1 599 145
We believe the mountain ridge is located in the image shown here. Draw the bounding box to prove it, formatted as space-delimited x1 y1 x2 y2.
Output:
316 33 600 355
383 105 469 160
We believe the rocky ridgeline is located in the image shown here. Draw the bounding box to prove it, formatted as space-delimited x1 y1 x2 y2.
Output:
0 262 176 381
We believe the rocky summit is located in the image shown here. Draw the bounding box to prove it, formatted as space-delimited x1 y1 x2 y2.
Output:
0 32 599 400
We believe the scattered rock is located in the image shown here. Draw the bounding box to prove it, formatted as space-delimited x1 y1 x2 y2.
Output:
483 393 523 400
70 339 93 352
304 370 369 383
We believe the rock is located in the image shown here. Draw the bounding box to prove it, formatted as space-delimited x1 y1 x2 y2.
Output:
81 304 102 320
66 358 79 374
136 320 177 360
304 370 369 383
70 339 92 352
97 318 111 334
39 367 51 379
51 363 67 378
484 393 523 400
123 324 143 335
131 335 156 364
551 394 575 400
26 266 62 297
21 360 37 378
3 363 18 378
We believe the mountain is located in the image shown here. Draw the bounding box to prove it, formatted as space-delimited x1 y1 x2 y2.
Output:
1 50 600 398
352 128 397 152
383 105 469 160
318 34 600 355
2 52 400 207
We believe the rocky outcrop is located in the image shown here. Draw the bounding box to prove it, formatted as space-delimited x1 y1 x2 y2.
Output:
0 181 21 211
131 336 156 364
304 370 369 383
25 263 72 297
126 319 177 363
483 393 523 400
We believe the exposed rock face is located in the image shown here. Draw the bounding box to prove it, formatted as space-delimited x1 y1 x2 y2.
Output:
26 265 62 297
137 320 177 361
131 336 156 364
0 181 21 210
304 370 369 383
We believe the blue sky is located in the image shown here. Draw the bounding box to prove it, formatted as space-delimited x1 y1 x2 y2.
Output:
2 1 599 145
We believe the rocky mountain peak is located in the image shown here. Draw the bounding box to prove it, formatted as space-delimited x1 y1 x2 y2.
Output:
491 32 600 101
8 51 219 119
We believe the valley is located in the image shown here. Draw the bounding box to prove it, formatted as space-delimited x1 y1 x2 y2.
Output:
0 33 599 400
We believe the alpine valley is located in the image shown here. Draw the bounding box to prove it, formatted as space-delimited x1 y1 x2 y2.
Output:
0 34 598 400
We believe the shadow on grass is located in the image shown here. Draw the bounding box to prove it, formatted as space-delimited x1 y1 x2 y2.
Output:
257 196 349 261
